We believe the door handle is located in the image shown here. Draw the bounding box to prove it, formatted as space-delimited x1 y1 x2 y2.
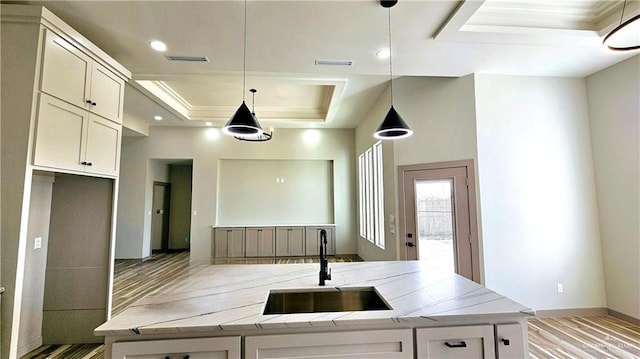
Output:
405 242 415 247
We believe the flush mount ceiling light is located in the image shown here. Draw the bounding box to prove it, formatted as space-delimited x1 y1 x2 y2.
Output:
153 115 163 121
234 89 273 142
149 40 167 52
222 0 265 138
603 0 640 51
374 0 413 140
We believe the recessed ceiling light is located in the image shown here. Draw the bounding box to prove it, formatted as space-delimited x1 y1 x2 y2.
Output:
376 48 390 59
205 121 212 127
149 40 167 52
154 115 163 121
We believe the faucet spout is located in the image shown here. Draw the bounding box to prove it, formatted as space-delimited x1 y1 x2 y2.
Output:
319 229 331 286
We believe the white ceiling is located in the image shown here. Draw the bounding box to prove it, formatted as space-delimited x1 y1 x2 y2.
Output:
7 0 639 132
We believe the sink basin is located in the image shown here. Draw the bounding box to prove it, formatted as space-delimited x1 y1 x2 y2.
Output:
263 287 391 315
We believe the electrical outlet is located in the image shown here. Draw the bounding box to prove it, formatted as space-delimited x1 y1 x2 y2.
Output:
34 236 42 249
557 283 564 293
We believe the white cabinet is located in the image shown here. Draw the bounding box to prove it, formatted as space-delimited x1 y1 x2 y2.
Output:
112 336 241 359
213 228 245 258
275 227 305 256
245 227 275 257
41 29 125 124
245 329 413 359
305 226 335 256
495 323 527 358
416 325 495 359
34 94 121 176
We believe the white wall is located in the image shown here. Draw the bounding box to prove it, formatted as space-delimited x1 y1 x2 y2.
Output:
586 55 640 320
116 128 356 262
475 74 607 311
355 75 478 262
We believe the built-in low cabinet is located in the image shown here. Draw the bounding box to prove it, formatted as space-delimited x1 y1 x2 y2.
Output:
213 228 245 258
112 336 241 359
275 227 305 256
245 227 275 257
213 225 335 258
305 226 335 256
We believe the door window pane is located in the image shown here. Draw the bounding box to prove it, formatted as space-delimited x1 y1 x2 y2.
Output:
415 179 455 273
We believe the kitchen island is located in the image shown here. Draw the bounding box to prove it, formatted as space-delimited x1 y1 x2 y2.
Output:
95 261 534 358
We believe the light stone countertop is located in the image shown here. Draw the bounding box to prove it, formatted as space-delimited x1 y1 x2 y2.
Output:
95 261 534 337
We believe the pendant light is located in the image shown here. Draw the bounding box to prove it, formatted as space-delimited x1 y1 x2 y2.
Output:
374 0 413 140
603 0 640 51
222 0 264 137
234 89 273 142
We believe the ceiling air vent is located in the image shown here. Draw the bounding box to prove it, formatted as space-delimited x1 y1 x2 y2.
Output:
165 55 210 62
315 59 354 66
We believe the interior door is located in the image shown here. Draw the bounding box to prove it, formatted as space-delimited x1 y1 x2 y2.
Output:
399 161 480 282
151 182 171 252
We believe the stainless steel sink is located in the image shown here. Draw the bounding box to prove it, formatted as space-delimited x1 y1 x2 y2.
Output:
263 287 391 314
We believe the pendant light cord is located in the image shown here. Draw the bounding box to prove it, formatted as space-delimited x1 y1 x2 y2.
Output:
242 0 247 102
619 0 627 25
388 7 394 106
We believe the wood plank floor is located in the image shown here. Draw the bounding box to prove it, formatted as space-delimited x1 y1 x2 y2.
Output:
21 251 640 358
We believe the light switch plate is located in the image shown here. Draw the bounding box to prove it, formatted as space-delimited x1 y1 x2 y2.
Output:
34 236 42 249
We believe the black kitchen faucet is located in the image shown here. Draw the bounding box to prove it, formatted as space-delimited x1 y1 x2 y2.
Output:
319 229 331 286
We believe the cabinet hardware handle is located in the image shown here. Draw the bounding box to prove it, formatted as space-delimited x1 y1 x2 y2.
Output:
501 338 510 346
80 161 87 165
444 341 467 348
86 99 92 104
86 162 93 166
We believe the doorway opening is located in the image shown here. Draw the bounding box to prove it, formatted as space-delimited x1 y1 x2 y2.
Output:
398 160 480 282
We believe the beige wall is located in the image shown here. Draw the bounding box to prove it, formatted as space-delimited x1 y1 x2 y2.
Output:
116 127 356 262
18 175 54 357
475 74 607 311
355 75 478 262
586 55 640 320
217 159 334 225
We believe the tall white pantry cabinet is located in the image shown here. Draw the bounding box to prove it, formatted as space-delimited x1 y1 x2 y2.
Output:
1 4 130 359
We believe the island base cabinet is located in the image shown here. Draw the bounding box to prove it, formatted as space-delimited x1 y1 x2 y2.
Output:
111 337 240 359
495 323 527 358
245 329 413 359
416 325 495 359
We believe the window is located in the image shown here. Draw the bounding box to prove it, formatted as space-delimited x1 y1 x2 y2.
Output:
358 141 385 248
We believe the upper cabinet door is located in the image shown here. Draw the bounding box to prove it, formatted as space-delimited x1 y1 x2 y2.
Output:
40 30 90 109
89 64 125 123
85 115 121 176
33 94 87 172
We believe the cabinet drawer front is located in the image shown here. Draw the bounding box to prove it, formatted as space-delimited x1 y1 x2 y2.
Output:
416 325 495 359
41 30 90 108
89 64 124 123
34 94 87 171
112 337 240 359
246 329 413 359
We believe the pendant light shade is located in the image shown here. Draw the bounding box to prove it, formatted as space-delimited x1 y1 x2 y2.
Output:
374 0 412 140
222 0 267 138
375 106 413 139
221 101 262 136
603 0 640 51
